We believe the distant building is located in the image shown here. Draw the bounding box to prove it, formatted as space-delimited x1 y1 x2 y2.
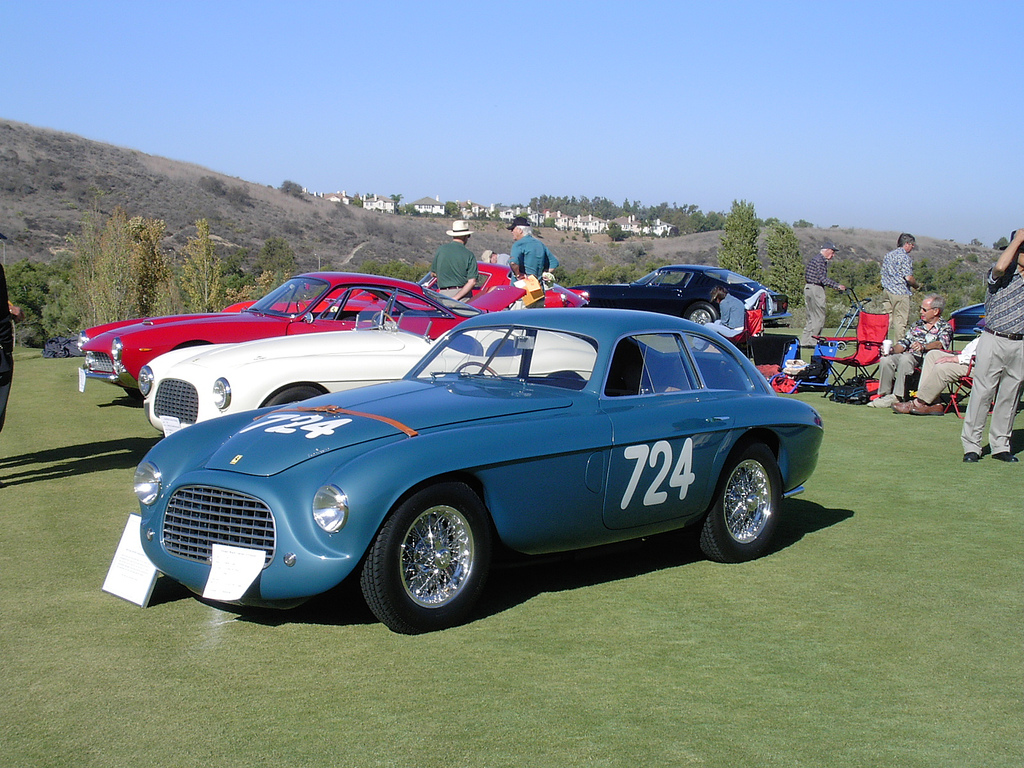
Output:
362 194 396 214
412 196 445 216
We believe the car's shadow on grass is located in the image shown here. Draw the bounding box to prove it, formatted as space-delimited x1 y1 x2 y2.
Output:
221 498 853 631
0 437 161 486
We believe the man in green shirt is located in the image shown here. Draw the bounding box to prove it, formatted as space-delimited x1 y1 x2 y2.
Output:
430 220 478 300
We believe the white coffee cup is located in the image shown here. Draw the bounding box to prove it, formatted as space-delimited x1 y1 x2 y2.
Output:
881 339 893 355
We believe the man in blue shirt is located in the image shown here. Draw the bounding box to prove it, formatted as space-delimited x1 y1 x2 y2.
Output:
706 286 745 338
880 233 919 342
508 216 558 308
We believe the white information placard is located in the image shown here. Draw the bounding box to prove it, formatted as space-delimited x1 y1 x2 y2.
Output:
102 514 159 606
78 366 86 393
160 415 183 436
202 544 264 602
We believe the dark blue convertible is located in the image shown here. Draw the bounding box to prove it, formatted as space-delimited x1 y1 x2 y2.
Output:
134 309 822 633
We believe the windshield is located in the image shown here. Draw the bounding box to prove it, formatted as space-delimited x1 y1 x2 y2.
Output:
412 326 598 390
247 277 331 317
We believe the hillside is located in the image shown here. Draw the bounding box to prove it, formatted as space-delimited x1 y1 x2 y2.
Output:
0 118 998 278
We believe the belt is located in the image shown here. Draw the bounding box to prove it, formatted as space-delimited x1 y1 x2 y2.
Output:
984 327 1024 341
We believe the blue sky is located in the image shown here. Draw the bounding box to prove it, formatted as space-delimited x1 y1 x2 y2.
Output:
2 0 1021 246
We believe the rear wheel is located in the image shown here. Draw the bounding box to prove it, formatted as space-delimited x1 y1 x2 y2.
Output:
700 443 781 563
360 482 492 634
262 384 325 407
684 301 717 325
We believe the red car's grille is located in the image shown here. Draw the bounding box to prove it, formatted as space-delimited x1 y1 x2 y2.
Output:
86 352 115 373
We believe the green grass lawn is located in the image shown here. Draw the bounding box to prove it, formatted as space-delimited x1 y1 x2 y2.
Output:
1 350 1021 768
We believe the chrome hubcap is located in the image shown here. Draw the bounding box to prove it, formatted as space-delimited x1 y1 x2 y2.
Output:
400 505 474 607
723 459 772 543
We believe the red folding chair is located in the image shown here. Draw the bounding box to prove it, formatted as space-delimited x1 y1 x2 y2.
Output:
815 311 889 387
944 360 974 418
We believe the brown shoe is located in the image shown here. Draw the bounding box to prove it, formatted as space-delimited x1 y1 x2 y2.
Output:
910 400 945 415
892 400 915 414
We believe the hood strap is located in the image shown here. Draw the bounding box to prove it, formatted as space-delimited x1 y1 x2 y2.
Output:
268 405 418 437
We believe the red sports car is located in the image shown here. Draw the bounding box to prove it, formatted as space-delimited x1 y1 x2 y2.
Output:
78 273 482 397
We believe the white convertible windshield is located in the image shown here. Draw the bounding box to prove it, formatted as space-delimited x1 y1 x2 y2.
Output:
415 326 598 390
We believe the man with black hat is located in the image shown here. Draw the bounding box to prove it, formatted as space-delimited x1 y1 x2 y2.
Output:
960 228 1024 463
430 220 477 300
800 240 846 347
508 216 558 308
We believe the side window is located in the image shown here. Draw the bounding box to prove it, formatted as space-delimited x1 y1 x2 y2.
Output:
683 333 756 392
604 334 697 397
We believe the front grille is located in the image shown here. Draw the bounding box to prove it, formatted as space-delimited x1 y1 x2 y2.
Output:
154 378 199 424
86 352 115 374
163 486 276 567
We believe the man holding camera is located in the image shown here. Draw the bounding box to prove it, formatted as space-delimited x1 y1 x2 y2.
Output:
961 228 1024 463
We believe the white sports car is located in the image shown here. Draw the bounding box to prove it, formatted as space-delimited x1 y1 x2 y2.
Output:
140 325 434 435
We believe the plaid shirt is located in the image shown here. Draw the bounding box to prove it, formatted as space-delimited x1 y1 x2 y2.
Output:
984 266 1024 335
804 252 841 289
881 247 913 295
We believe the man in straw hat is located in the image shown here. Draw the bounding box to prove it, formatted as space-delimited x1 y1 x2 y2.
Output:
430 220 478 300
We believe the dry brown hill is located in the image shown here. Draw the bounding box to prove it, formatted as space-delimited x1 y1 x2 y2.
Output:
0 118 997 277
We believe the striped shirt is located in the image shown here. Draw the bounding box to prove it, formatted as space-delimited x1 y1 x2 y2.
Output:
984 266 1024 335
804 253 841 289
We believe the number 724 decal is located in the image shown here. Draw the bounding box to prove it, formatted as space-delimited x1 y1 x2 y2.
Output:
620 438 696 510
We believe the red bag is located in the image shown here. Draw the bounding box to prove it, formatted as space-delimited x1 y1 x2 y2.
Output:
770 373 799 394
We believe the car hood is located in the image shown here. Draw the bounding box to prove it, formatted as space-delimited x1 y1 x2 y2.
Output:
204 379 573 476
165 330 430 371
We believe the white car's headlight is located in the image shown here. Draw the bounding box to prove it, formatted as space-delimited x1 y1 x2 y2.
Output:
212 378 231 410
133 461 162 505
312 484 349 533
138 366 154 397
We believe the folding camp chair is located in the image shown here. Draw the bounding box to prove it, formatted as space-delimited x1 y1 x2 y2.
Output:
814 311 889 388
728 307 764 355
944 360 974 418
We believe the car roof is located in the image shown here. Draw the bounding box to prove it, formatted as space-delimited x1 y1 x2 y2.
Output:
453 306 705 340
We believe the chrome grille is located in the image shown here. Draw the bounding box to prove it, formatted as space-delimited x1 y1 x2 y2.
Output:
86 352 115 373
163 486 276 567
154 378 199 424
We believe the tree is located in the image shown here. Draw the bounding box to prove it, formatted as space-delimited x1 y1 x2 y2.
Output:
279 180 304 198
180 219 225 312
254 237 296 282
764 222 805 307
718 200 764 281
994 236 1009 250
607 222 627 242
69 205 172 324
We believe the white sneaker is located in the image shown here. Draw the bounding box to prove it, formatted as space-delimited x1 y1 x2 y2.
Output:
868 393 897 408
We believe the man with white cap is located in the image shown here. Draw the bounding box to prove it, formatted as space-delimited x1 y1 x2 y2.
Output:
430 220 477 300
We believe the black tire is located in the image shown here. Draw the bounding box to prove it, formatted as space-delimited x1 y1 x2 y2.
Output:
684 301 718 325
360 482 492 634
700 443 781 563
261 384 325 407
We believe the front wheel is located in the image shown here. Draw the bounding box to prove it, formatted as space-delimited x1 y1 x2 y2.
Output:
360 482 492 634
262 384 326 407
700 443 781 563
684 301 717 325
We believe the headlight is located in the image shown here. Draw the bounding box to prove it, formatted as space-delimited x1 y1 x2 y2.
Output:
111 337 123 361
138 366 154 397
78 331 89 351
212 377 232 410
133 462 162 505
312 484 349 533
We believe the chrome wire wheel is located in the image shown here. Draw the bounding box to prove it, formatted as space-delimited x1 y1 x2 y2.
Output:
700 443 781 563
399 505 475 608
721 458 773 544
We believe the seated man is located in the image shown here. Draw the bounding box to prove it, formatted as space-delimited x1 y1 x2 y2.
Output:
705 286 744 339
893 335 978 415
868 293 953 408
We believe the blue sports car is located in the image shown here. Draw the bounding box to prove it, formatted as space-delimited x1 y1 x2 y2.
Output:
134 309 823 633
